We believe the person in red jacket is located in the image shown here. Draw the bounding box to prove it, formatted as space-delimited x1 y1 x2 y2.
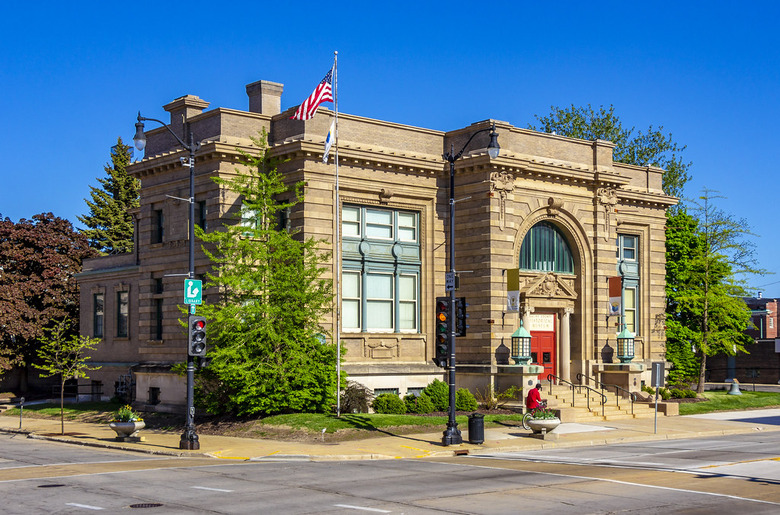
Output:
525 383 546 411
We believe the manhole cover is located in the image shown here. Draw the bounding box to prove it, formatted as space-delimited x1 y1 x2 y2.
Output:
129 503 164 509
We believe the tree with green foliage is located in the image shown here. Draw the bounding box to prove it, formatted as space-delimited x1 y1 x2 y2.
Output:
194 132 336 416
34 319 101 434
530 104 691 199
673 190 761 393
78 137 140 254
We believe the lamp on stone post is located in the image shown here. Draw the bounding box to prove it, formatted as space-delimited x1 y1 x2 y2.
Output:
441 122 499 446
616 325 635 363
133 112 200 450
511 321 532 365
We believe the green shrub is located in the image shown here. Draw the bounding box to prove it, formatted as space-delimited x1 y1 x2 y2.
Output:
404 393 435 414
475 384 519 410
642 385 655 395
372 393 406 414
340 381 373 414
659 387 671 400
423 379 449 411
684 389 697 398
670 388 685 399
456 388 479 411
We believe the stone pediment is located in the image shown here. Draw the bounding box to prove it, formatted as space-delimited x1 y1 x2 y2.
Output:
520 272 577 300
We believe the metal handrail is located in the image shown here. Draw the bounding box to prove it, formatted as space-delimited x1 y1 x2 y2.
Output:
576 372 636 415
547 373 606 416
546 373 575 407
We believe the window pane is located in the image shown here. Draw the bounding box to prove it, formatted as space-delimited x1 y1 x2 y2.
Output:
342 206 360 237
624 288 636 309
117 291 128 338
366 300 393 330
366 209 392 225
398 212 417 242
366 209 392 239
343 300 360 330
366 273 392 299
398 275 416 300
399 301 416 330
343 272 360 298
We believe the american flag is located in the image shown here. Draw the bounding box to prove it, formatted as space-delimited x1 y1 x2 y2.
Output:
291 68 333 121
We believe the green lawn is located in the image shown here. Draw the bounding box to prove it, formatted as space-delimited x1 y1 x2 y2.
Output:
678 391 780 416
2 401 522 434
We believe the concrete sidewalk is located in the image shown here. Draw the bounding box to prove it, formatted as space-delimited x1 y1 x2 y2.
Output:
1 410 778 461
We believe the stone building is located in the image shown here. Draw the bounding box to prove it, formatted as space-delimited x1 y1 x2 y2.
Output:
76 79 676 410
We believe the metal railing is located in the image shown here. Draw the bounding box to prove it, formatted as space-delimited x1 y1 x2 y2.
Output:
547 374 607 417
576 372 636 415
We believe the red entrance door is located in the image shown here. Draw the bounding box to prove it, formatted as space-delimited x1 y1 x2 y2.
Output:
531 332 556 381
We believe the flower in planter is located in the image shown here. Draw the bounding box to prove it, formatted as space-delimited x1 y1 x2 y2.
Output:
530 407 558 420
113 404 143 422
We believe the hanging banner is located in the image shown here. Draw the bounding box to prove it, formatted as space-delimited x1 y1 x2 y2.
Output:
507 268 519 312
608 276 622 317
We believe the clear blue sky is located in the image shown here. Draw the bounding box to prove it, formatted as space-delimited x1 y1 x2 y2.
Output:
2 1 779 296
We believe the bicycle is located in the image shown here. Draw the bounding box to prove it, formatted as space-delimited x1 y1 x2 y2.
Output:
521 401 548 430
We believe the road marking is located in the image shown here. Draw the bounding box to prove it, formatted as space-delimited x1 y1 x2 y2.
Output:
334 504 391 513
65 503 104 510
191 486 233 492
445 459 780 507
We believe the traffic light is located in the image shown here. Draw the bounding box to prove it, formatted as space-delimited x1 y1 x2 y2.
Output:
455 297 469 337
433 297 450 367
188 315 207 357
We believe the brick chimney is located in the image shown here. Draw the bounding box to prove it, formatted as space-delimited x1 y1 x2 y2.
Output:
246 80 284 116
163 95 210 140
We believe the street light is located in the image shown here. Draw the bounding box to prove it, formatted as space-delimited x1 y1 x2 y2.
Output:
133 112 201 450
441 122 499 446
511 321 532 365
616 325 635 363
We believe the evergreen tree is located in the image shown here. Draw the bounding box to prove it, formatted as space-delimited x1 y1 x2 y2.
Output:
194 132 336 416
530 104 691 199
78 137 139 254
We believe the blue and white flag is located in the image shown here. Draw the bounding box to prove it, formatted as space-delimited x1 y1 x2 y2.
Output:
323 120 335 163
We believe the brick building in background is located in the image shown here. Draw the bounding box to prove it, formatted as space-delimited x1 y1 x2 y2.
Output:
74 78 676 412
707 294 780 384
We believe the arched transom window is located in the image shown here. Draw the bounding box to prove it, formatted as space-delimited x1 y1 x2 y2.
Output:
519 222 574 274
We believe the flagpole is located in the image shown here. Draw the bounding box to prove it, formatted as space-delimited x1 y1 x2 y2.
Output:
333 50 342 417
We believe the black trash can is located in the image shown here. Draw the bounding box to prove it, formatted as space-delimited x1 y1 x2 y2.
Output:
468 412 484 444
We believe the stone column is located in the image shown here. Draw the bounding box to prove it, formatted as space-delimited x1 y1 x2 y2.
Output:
560 307 573 382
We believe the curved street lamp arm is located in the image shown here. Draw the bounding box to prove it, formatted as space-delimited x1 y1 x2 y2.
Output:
444 122 498 163
137 112 192 151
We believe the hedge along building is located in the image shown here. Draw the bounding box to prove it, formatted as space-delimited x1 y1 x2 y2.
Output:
75 79 675 411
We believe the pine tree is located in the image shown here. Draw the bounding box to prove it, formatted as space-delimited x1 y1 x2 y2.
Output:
194 131 337 416
78 137 139 254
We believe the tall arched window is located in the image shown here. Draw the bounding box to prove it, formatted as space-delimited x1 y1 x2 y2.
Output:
519 222 574 274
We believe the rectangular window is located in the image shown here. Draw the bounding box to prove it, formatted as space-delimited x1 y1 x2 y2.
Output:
366 273 394 331
153 298 163 340
373 388 399 397
618 234 638 261
770 317 775 329
116 291 129 338
342 271 361 331
93 293 104 338
624 286 637 334
341 205 421 333
197 201 208 231
152 209 164 244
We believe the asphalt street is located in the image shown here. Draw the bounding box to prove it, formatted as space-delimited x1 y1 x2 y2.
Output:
0 430 778 514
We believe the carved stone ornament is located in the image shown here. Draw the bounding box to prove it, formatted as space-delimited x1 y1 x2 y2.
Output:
522 272 578 300
596 187 618 241
379 188 393 202
490 171 514 229
366 339 398 359
546 197 563 216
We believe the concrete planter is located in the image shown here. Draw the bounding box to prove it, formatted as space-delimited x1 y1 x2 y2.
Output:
527 417 560 434
109 421 145 439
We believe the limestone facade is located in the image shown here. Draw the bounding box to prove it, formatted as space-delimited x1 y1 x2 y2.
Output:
76 79 676 409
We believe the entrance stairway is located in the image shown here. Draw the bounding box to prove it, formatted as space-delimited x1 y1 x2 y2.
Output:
543 383 658 423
